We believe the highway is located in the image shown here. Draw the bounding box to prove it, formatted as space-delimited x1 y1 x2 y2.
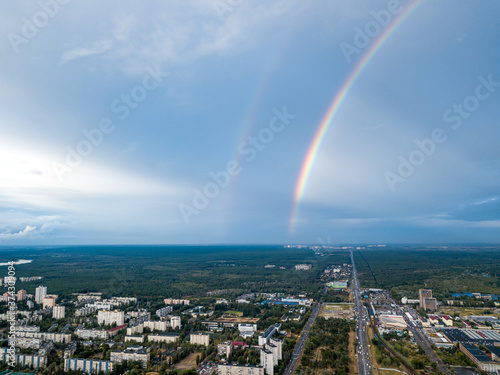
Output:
283 287 325 375
351 250 372 375
394 303 452 375
350 251 451 375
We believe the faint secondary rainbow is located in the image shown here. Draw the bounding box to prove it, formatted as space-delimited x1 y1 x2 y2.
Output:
289 0 422 231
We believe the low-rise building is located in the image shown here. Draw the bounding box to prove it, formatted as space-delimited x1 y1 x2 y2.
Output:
379 315 407 329
0 348 47 369
85 301 113 310
148 332 179 343
190 332 210 346
164 298 190 305
218 363 265 375
238 324 257 338
129 312 151 327
460 343 500 373
65 358 114 374
125 335 144 343
16 331 71 344
295 264 312 270
428 316 440 325
11 336 43 349
108 324 127 337
64 342 77 358
401 297 420 304
156 306 173 317
76 306 96 316
258 323 281 346
440 315 453 327
39 340 54 356
76 328 109 340
16 325 40 332
110 347 150 367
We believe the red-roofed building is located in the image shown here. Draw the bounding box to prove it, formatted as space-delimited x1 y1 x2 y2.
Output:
109 324 127 337
231 341 248 348
440 315 453 326
428 316 439 325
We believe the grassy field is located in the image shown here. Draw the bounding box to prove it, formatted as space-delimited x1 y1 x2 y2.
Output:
349 330 358 375
440 306 500 318
320 303 354 319
175 352 201 370
215 317 259 323
366 325 403 375
226 310 244 316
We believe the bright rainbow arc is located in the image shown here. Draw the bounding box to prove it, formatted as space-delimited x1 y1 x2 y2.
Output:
289 0 422 231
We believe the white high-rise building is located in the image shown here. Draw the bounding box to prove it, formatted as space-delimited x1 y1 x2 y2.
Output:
260 349 274 375
269 338 282 360
98 310 125 326
170 316 181 329
35 286 47 304
53 305 66 319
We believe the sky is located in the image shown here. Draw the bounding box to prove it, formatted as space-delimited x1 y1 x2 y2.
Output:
0 0 499 245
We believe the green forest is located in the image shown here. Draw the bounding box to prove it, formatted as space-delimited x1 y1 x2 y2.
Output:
297 317 354 375
353 246 500 300
0 245 350 300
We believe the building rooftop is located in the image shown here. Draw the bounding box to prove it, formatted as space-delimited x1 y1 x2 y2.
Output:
154 332 180 336
231 341 247 347
462 343 492 363
109 324 127 332
486 345 500 360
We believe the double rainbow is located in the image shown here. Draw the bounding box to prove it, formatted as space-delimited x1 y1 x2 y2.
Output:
289 0 422 231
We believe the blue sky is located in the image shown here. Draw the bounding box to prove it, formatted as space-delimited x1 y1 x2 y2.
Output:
0 0 499 245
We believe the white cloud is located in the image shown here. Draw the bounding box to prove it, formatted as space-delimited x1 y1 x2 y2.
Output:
0 141 185 225
113 14 136 42
472 196 498 205
55 0 305 74
61 39 113 64
0 225 37 240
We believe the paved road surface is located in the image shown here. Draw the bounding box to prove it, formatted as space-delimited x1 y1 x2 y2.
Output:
395 303 453 375
351 250 372 375
283 287 325 375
